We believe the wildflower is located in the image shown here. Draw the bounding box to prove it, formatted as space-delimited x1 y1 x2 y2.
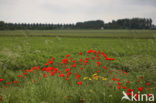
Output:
97 62 101 66
103 66 108 70
148 94 152 97
126 81 130 84
66 78 69 80
79 52 82 55
138 87 144 92
118 82 121 85
43 73 47 78
77 74 81 80
91 57 95 60
65 68 70 72
45 63 49 66
0 78 3 82
54 68 58 71
89 77 92 80
87 49 93 54
77 81 82 85
117 85 121 89
7 82 11 85
80 67 84 70
147 88 151 91
66 54 70 57
102 78 107 81
79 58 83 62
59 73 65 77
105 58 114 60
67 72 71 77
73 64 77 68
72 60 76 63
122 86 127 89
97 70 100 73
52 57 55 61
123 72 128 75
101 52 107 58
126 93 132 96
14 81 18 84
51 72 55 76
146 82 150 86
93 75 99 80
49 60 53 64
83 77 88 80
127 89 134 92
62 58 68 64
18 75 22 77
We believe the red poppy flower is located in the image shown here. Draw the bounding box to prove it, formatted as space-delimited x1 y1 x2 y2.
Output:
148 94 152 97
118 82 121 85
51 72 55 76
63 58 68 64
59 73 65 77
7 82 11 85
87 49 93 54
52 57 55 61
117 85 121 89
66 68 70 72
79 58 83 62
79 52 82 55
138 87 144 92
147 88 151 91
67 72 71 77
91 57 95 60
126 81 130 84
80 68 84 70
135 93 139 99
105 58 114 60
146 82 150 86
97 70 100 73
127 89 133 92
45 63 49 66
18 75 22 77
0 78 3 82
77 81 82 85
72 60 76 63
122 86 127 89
49 60 54 64
73 64 77 68
54 68 58 71
66 78 69 80
103 66 108 70
97 62 101 66
66 54 70 57
126 93 132 96
77 74 81 80
14 81 18 84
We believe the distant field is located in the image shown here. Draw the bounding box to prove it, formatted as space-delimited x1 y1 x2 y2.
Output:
0 30 156 38
0 30 156 103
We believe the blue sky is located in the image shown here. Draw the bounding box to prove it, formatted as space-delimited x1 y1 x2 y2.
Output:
0 0 156 24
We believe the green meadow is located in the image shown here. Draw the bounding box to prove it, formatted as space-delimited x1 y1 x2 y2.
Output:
0 30 156 103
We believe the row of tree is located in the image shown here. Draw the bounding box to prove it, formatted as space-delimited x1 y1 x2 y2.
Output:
0 18 153 30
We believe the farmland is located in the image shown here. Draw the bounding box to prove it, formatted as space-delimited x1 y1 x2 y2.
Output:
0 30 156 103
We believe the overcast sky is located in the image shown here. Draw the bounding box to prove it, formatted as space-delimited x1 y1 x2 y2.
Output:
0 0 156 24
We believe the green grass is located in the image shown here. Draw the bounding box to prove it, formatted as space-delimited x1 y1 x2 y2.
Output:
0 30 156 103
0 30 156 38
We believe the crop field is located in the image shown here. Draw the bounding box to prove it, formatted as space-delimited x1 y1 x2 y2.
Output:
0 30 156 103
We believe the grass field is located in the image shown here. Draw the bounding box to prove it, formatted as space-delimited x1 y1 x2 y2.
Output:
0 30 156 103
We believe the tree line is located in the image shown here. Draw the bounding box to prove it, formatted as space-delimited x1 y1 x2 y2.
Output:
0 18 154 30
